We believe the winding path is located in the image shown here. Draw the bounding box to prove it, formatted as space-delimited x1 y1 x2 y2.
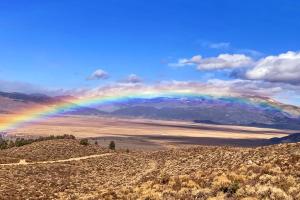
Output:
0 153 113 166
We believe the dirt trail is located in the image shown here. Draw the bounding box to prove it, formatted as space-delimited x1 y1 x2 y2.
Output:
131 159 158 184
0 153 113 166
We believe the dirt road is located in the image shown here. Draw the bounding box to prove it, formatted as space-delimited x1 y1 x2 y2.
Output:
0 153 113 166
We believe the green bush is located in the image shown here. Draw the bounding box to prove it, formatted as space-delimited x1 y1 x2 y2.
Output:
0 139 8 150
15 138 33 147
80 139 89 146
0 134 77 150
109 141 115 150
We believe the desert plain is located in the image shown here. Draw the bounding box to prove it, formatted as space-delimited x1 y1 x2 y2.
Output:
1 114 296 149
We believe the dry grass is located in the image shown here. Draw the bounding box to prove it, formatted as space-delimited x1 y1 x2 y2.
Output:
0 140 299 199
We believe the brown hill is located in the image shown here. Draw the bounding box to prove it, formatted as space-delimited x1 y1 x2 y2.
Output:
0 140 299 199
0 139 109 164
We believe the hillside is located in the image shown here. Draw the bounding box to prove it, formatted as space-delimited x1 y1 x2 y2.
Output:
0 139 109 164
0 140 299 199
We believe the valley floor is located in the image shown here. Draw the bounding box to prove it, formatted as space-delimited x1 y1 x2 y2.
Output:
2 114 296 147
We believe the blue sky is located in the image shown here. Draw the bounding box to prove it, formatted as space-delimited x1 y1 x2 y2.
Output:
0 0 300 105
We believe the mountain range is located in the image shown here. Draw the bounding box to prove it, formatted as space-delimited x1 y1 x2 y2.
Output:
0 91 300 130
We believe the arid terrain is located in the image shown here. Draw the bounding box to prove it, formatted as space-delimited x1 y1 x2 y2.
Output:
1 1 300 199
0 139 299 199
1 114 299 199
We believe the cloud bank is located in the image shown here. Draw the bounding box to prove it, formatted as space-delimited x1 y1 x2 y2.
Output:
170 54 253 70
170 51 300 85
81 79 295 99
246 51 300 84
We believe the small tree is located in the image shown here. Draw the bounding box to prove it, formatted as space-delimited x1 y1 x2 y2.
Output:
109 141 115 150
80 138 89 146
0 139 7 150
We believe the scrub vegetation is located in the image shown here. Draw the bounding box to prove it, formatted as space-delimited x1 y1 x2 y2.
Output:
0 139 299 199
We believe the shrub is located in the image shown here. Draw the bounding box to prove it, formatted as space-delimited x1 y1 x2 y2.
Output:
160 174 170 184
109 141 115 150
79 139 89 146
0 139 8 149
15 138 33 147
223 182 239 195
0 134 77 150
55 134 76 140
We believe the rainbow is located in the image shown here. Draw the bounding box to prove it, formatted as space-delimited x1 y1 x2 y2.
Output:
0 91 283 132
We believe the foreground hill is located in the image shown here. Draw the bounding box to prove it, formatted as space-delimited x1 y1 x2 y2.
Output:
0 139 109 164
0 140 299 199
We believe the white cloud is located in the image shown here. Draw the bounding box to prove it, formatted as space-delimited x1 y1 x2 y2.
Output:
199 41 231 50
197 54 253 70
124 74 143 83
190 55 202 63
237 49 263 57
87 69 109 80
208 42 231 49
246 51 300 84
170 54 253 70
168 58 195 67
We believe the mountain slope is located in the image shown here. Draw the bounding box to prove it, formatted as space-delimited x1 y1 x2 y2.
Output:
107 96 300 129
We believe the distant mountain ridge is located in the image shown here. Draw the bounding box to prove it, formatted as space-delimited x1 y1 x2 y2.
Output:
103 96 300 130
0 91 56 104
0 91 104 115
